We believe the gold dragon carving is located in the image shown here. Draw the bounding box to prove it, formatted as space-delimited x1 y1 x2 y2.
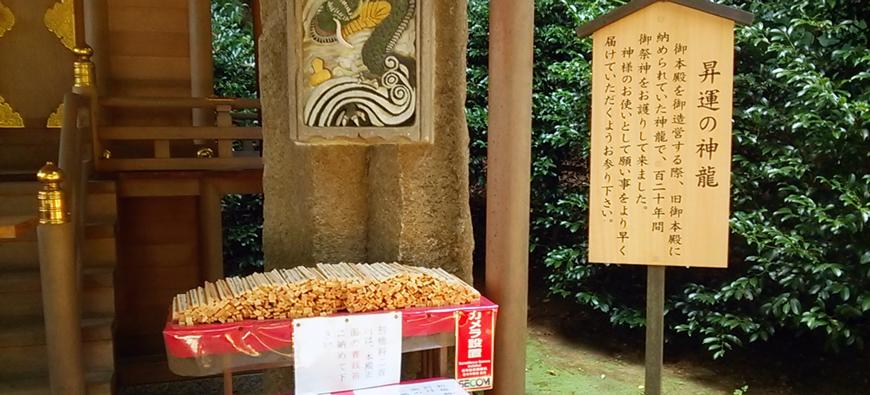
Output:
0 1 23 127
0 0 13 38
46 103 64 128
0 96 24 128
44 0 75 50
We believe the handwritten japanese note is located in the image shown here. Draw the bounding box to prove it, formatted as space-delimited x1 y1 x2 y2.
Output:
294 312 402 395
588 2 735 268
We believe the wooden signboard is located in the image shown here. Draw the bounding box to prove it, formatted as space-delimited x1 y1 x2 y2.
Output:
579 3 753 393
583 0 751 268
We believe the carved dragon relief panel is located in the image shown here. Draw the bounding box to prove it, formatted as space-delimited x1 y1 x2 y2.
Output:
295 0 432 143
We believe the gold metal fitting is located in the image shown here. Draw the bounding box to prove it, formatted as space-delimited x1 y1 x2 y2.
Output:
36 162 68 225
73 46 94 89
101 149 112 159
196 147 215 159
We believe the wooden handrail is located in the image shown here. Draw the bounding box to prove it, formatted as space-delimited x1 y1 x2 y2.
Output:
57 92 89 244
99 157 263 172
93 96 263 172
99 96 261 110
36 163 86 394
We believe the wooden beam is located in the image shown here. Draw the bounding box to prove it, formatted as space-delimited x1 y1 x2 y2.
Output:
73 0 86 48
645 266 666 395
485 0 534 394
116 170 263 197
100 96 261 110
100 127 262 140
118 177 201 198
83 0 110 96
199 180 223 282
216 105 235 158
189 0 215 126
208 172 264 195
98 157 263 172
153 140 171 159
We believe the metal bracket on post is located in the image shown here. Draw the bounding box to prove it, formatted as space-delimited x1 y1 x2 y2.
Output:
645 266 666 395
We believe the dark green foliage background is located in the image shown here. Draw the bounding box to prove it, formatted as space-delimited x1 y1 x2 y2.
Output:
468 0 870 358
212 0 264 277
213 0 870 356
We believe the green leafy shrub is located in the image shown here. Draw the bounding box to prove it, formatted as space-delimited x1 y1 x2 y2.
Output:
213 0 257 99
467 0 870 357
212 0 263 276
222 193 264 276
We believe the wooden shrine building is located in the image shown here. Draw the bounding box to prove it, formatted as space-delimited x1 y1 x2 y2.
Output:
0 0 263 392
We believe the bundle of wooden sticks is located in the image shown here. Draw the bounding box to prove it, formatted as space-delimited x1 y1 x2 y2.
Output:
171 262 480 326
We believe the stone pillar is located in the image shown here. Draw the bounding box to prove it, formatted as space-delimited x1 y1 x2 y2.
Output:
259 0 473 279
259 1 473 388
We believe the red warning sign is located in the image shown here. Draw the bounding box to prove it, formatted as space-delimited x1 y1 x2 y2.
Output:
455 308 496 391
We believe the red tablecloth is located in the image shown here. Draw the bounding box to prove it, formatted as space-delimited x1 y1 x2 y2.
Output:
163 297 498 359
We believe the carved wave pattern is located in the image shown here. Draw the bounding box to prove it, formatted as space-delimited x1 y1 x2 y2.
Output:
304 56 415 127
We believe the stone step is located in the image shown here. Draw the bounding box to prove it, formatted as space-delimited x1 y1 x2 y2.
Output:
0 171 37 183
0 315 113 348
0 182 37 219
0 370 113 395
0 337 114 380
0 268 115 319
0 223 117 270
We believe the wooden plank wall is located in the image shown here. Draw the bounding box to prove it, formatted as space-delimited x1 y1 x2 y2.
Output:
0 0 75 125
115 196 202 359
0 129 60 175
105 0 192 126
102 1 206 365
0 0 75 173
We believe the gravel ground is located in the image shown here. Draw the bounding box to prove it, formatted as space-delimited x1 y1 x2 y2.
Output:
120 373 264 395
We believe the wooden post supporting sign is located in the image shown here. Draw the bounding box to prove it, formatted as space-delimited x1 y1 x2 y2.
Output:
487 0 535 394
645 266 665 394
577 1 753 393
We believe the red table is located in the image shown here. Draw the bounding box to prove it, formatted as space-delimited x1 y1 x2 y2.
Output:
163 297 498 378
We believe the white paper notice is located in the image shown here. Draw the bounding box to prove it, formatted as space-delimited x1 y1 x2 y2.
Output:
353 379 469 395
293 312 402 395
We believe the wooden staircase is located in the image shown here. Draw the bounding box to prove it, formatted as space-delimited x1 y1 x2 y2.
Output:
0 180 119 394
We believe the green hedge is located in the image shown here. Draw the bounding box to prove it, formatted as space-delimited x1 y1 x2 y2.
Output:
468 0 869 358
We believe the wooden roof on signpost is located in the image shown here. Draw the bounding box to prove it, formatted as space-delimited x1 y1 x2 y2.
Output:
576 0 754 37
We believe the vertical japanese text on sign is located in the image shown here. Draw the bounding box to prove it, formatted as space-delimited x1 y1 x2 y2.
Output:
588 1 735 268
